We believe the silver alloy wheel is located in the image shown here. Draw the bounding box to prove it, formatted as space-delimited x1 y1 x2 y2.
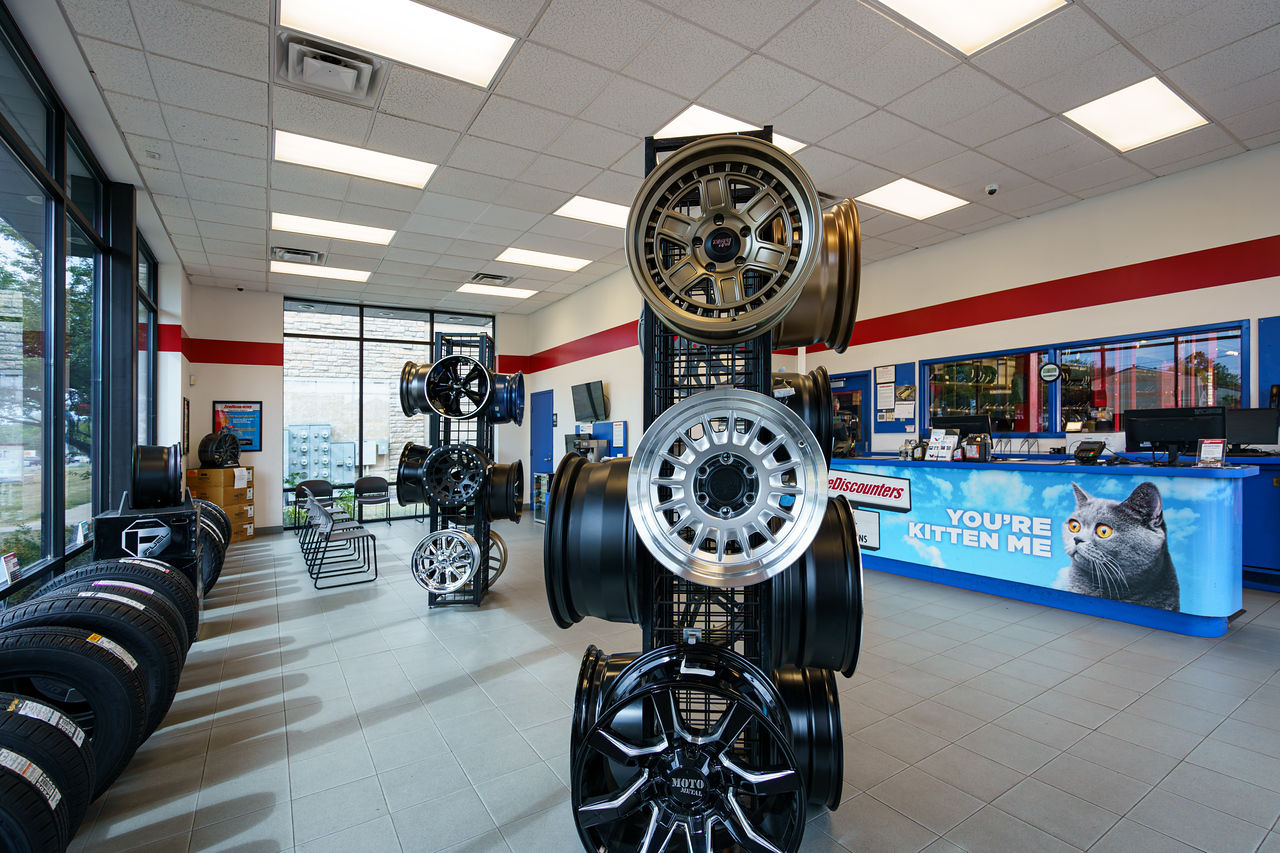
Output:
411 529 482 594
487 531 507 584
626 135 822 345
627 388 828 588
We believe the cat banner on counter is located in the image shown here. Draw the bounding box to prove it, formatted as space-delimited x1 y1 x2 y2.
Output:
831 463 1243 618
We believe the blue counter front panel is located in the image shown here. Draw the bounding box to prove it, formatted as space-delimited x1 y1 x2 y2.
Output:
833 459 1252 634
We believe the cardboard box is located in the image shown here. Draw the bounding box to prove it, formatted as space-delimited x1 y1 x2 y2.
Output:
189 485 252 505
224 503 254 525
187 466 253 488
230 522 254 543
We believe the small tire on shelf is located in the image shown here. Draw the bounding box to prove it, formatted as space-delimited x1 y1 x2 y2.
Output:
0 692 97 840
772 666 844 810
0 757 69 853
195 429 242 468
485 460 523 523
131 444 183 509
0 627 150 801
34 560 199 653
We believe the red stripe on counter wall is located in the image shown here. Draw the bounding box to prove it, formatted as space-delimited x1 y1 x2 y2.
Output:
157 324 284 366
525 320 639 374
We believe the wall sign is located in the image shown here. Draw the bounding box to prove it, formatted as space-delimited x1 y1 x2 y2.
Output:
212 401 262 452
1039 362 1062 382
827 471 911 512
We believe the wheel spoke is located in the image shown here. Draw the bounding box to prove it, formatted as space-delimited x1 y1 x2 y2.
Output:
713 273 743 306
576 769 649 827
720 753 802 795
722 794 786 853
707 701 753 753
650 690 685 739
587 726 666 765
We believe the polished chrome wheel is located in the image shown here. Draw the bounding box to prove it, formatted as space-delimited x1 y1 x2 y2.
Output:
628 388 828 588
411 529 481 594
486 531 507 585
627 135 822 345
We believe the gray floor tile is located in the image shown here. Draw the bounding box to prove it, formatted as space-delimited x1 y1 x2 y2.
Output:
496 802 580 853
291 777 389 846
955 723 1059 775
296 815 403 853
1031 752 1151 814
814 793 938 853
916 744 1026 802
1089 817 1203 853
474 762 569 827
868 767 983 834
188 804 294 853
993 777 1119 848
1156 762 1280 828
944 804 1077 853
1127 788 1269 853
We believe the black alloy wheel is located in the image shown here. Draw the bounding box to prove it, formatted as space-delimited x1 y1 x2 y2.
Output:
422 445 488 507
485 459 524 523
772 366 835 465
195 428 242 468
772 666 843 810
425 355 493 419
489 371 526 425
131 444 183 509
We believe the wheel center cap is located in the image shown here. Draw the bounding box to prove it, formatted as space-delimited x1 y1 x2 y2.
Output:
694 454 759 518
704 228 740 263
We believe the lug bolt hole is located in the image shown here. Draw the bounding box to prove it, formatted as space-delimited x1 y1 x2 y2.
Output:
745 493 756 502
735 256 745 265
719 507 732 517
745 466 755 476
706 262 717 272
692 236 703 248
713 214 724 225
696 466 708 477
739 226 751 238
720 454 732 463
696 492 708 504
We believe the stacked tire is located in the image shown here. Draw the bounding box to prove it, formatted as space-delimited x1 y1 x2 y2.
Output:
0 504 231 849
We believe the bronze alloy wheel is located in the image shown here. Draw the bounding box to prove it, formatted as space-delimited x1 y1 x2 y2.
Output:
774 199 861 353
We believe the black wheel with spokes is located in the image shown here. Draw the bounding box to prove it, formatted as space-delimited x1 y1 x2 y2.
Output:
572 645 806 853
772 366 834 465
196 428 242 468
425 355 493 419
423 445 488 506
489 371 526 425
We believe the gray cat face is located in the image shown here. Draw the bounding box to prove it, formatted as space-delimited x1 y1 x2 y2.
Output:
1064 482 1167 592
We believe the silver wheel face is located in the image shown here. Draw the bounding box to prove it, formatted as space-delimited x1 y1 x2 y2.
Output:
411 529 482 594
487 531 507 584
626 135 821 345
628 388 828 588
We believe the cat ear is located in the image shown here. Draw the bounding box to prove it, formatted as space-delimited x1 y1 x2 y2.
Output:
1072 483 1090 506
1124 481 1165 527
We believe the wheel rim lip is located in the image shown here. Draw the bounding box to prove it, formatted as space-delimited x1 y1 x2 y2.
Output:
627 388 828 588
411 529 481 593
399 360 424 418
395 442 429 506
424 355 494 420
625 135 822 345
544 453 585 628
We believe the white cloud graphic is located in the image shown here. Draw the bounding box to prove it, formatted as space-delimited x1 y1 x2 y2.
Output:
960 471 1033 512
903 534 946 568
1162 506 1200 544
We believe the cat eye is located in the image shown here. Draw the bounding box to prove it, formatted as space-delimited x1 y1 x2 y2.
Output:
1096 524 1113 538
1068 520 1081 533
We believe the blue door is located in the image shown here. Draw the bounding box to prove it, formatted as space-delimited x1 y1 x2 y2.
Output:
531 390 554 474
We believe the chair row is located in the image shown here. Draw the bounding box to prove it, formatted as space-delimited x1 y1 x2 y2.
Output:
297 489 378 589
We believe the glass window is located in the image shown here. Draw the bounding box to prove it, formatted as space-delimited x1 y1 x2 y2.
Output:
0 39 48 166
65 217 95 547
927 350 1052 433
0 151 46 570
137 297 152 444
364 307 431 341
284 300 358 336
67 141 102 229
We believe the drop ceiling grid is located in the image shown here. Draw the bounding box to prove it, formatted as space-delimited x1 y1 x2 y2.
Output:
55 0 1280 309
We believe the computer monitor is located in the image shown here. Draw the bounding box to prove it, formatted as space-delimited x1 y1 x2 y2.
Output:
1123 406 1226 464
930 414 993 439
1226 407 1279 450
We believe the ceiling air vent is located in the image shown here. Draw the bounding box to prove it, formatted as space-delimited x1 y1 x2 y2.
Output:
271 246 326 265
469 273 512 286
272 32 388 107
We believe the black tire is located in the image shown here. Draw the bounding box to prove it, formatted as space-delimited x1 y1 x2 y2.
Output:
196 517 225 596
36 559 199 650
0 766 66 853
0 628 150 800
0 691 96 839
49 580 189 665
193 499 232 551
0 592 184 737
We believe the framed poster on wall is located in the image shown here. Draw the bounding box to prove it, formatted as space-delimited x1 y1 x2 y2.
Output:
212 401 262 452
182 397 190 456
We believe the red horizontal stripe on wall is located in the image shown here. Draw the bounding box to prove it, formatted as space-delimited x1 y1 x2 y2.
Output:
157 323 283 365
527 320 639 373
158 323 182 353
497 354 531 374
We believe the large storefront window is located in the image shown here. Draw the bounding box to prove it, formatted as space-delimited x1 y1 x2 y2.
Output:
136 239 156 444
65 218 96 546
927 350 1052 433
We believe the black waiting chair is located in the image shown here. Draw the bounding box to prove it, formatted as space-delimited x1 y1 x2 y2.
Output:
355 476 391 525
301 497 377 589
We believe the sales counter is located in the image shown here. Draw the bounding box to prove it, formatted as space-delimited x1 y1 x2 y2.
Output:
830 455 1259 637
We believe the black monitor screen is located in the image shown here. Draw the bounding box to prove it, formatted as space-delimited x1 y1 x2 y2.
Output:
1123 406 1225 461
930 414 993 438
1226 407 1279 446
571 383 595 422
587 381 608 421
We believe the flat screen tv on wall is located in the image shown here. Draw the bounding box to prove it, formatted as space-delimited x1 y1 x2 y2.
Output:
571 381 609 422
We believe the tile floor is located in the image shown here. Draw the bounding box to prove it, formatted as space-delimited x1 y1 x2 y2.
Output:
68 516 1280 853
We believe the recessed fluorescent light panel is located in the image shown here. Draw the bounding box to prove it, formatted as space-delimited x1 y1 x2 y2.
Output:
875 0 1067 55
457 283 537 298
271 213 395 245
856 178 968 220
270 260 371 282
274 131 436 188
279 0 515 88
554 197 630 229
656 105 807 154
1064 77 1208 152
496 247 590 272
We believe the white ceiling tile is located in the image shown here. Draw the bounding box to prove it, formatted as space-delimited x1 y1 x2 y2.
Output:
377 67 487 133
922 202 1005 231
1223 101 1280 144
183 173 266 208
762 0 903 80
494 182 576 214
1074 172 1154 199
491 263 571 282
104 91 168 138
909 151 1008 191
149 55 267 124
176 246 207 264
517 154 601 193
943 165 1040 203
530 0 668 71
162 215 200 236
79 37 155 99
392 231 453 253
508 233 583 255
468 96 572 151
423 262 473 279
153 193 194 218
545 280 587 294
1130 0 1280 69
1047 155 1149 194
475 205 543 231
530 215 597 240
677 0 816 49
822 110 921 160
123 133 177 170
201 238 264 258
331 240 390 260
859 210 916 237
447 136 539 180
269 190 343 219
577 260 623 278
269 162 351 200
830 33 959 108
414 192 489 222
623 19 750 99
459 222 523 246
1022 45 1153 114
367 273 419 287
887 66 1011 128
62 0 142 48
1014 195 1077 218
579 75 686 138
864 129 966 174
973 6 1118 90
977 118 1086 168
196 221 265 243
402 214 469 238
182 264 212 277
879 222 955 247
1084 0 1215 40
343 178 424 213
162 105 267 157
543 120 636 169
174 144 266 185
980 181 1067 215
422 0 547 37
191 0 270 23
205 254 267 272
1017 134 1115 181
1167 25 1280 104
366 114 460 163
579 226 624 249
377 259 431 277
822 160 897 199
385 246 448 266
190 199 267 228
139 166 187 197
936 93 1050 147
427 167 510 203
322 254 380 271
951 212 1016 234
700 55 821 126
169 233 204 252
770 87 876 146
1123 123 1243 169
495 43 613 115
272 87 371 147
446 240 503 261
580 171 642 206
131 0 268 80
335 203 410 230
611 142 646 177
793 147 860 185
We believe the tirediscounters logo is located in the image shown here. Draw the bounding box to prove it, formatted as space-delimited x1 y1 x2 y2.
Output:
828 472 911 512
